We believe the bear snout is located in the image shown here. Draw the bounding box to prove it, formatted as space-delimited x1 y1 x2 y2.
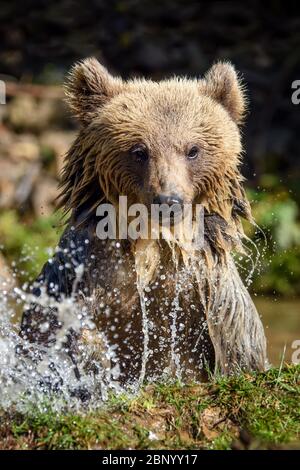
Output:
152 194 183 207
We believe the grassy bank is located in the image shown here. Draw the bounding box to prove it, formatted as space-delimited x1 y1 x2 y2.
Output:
1 365 299 450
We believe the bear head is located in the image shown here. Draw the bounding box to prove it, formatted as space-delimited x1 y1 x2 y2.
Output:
60 58 250 228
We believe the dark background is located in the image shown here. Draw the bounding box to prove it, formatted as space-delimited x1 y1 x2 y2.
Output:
1 0 300 182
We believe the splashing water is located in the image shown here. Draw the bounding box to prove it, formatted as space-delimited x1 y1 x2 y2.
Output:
0 226 265 414
170 280 182 380
0 250 185 412
0 259 122 413
136 288 149 387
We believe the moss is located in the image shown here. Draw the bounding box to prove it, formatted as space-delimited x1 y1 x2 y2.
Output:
0 365 299 450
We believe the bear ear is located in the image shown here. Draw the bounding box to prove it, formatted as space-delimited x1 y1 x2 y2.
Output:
199 62 247 124
65 57 124 124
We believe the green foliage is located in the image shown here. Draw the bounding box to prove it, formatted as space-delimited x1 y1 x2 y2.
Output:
0 210 64 284
242 177 300 296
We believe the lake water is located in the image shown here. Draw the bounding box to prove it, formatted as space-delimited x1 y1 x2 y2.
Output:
254 297 300 366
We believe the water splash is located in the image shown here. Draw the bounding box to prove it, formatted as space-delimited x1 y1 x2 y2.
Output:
170 280 182 380
0 257 122 413
136 287 149 387
0 228 265 413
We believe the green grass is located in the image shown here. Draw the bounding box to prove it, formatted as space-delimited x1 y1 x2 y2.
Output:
1 365 299 450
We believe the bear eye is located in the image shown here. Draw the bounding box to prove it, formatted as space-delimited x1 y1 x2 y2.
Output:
186 145 200 160
130 144 149 163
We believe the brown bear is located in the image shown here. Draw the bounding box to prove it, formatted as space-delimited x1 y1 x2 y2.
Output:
20 58 268 387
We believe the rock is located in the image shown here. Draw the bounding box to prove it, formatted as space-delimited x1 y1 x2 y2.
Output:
0 157 31 209
200 406 238 441
0 126 14 150
32 175 58 217
39 130 76 176
5 95 39 132
8 134 40 162
5 95 65 133
0 129 42 209
15 162 41 207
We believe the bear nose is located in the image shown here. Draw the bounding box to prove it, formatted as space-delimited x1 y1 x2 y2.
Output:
153 194 183 207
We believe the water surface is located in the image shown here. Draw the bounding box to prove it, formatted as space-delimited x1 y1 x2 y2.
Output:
254 297 300 366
